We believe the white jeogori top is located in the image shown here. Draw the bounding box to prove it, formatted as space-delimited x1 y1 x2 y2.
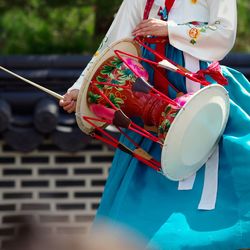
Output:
69 0 237 91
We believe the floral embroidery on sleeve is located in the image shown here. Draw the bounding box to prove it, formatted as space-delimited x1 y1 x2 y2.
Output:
189 27 200 44
187 21 221 45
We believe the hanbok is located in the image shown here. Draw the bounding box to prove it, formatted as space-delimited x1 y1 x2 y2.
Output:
70 0 250 249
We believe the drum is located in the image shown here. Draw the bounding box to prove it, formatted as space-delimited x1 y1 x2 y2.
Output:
76 39 142 135
76 38 230 181
162 85 229 180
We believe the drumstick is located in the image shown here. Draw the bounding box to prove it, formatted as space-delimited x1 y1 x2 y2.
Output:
0 66 64 100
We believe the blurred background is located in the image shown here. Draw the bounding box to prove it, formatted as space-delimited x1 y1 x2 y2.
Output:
0 0 249 54
0 0 249 249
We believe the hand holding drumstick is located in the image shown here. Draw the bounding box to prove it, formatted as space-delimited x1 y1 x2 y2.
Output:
0 65 79 114
59 89 79 113
60 19 169 114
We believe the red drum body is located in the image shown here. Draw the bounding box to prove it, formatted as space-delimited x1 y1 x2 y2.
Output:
87 55 183 143
76 38 230 181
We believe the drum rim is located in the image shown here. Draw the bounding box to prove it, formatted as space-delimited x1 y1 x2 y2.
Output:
75 38 141 134
161 84 230 181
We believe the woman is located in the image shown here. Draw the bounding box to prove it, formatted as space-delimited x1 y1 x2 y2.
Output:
60 0 250 249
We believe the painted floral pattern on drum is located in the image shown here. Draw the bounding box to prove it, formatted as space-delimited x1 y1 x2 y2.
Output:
88 56 136 109
158 104 179 142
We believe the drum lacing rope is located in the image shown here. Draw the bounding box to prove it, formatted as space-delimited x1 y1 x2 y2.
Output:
84 116 161 171
90 82 163 145
114 49 180 107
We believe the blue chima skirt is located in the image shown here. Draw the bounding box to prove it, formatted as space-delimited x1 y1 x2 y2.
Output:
94 44 250 249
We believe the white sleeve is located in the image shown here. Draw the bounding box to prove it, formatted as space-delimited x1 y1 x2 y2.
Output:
68 0 143 91
168 0 237 61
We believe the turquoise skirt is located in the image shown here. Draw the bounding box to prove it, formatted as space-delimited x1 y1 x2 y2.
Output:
94 44 250 249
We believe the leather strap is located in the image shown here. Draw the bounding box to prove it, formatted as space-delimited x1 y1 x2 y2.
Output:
143 0 155 20
143 0 175 20
143 0 176 95
165 0 175 13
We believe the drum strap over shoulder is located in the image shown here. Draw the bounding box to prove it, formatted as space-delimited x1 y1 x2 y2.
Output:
143 0 176 20
143 0 176 95
143 0 155 20
165 0 176 13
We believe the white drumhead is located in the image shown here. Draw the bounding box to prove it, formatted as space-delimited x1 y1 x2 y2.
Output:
76 39 140 134
161 84 230 181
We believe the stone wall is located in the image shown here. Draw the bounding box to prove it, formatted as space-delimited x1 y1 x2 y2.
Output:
0 138 114 248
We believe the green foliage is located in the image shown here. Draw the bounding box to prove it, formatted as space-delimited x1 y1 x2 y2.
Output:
0 1 95 54
234 0 250 52
0 0 249 54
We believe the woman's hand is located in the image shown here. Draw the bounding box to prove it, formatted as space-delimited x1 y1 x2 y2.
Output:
59 89 79 113
132 18 168 37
